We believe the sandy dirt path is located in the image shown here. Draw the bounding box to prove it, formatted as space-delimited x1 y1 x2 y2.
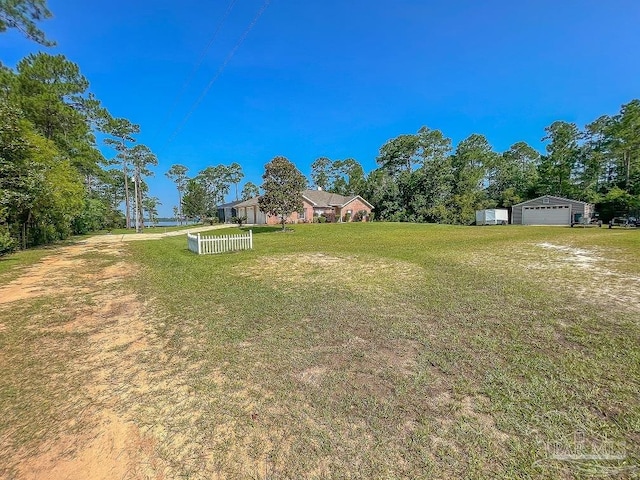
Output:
0 239 172 479
86 224 235 243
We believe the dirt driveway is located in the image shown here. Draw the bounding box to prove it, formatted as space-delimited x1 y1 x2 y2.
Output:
0 239 175 479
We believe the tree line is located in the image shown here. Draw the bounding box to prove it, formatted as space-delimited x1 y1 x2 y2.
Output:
165 162 261 224
0 2 162 254
165 99 640 228
309 103 640 224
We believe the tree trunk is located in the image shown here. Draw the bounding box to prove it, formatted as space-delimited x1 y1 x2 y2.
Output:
123 161 131 229
138 176 145 230
625 150 631 190
178 188 183 226
281 216 286 231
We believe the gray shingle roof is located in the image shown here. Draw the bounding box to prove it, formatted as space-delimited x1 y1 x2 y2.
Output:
302 190 351 207
233 190 373 209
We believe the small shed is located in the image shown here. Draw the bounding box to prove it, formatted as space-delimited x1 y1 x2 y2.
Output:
512 195 593 225
476 209 509 225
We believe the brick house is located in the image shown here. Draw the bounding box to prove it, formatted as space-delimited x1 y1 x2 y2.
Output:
233 189 374 225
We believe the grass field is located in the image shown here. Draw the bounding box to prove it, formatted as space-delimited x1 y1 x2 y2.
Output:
0 244 66 282
1 222 638 478
99 223 203 235
126 223 639 478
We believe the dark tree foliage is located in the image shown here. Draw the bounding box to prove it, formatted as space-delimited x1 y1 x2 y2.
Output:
259 156 306 231
0 0 54 46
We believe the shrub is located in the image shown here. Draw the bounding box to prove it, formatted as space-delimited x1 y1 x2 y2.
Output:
0 227 16 256
353 210 368 222
231 215 247 226
318 216 327 223
343 212 352 222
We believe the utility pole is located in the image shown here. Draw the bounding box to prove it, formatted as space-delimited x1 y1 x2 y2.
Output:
132 174 141 233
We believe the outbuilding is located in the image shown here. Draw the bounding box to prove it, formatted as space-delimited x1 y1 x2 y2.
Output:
511 195 593 225
475 209 509 225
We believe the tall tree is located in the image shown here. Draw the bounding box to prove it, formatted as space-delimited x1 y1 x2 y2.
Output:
103 117 140 228
142 196 161 226
488 142 540 207
310 156 332 190
258 156 306 231
0 0 54 45
449 134 498 224
537 121 581 197
15 53 90 144
241 181 260 200
331 158 366 196
227 162 244 201
182 178 208 221
608 100 640 194
377 134 420 174
198 165 232 217
129 144 157 231
364 168 403 221
409 127 454 222
165 164 188 225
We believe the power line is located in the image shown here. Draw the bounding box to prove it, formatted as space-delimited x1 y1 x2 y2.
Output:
160 0 238 126
166 0 271 144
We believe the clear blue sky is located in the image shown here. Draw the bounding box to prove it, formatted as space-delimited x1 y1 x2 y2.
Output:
3 0 639 216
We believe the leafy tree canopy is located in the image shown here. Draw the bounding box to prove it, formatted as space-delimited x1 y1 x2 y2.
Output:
0 0 54 46
258 156 306 230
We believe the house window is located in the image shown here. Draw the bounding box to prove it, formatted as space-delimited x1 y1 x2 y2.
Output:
299 209 306 220
543 197 550 204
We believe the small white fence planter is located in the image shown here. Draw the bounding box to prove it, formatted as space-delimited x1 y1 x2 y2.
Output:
187 230 253 255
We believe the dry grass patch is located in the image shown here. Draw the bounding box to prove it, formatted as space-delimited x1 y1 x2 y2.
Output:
238 252 424 296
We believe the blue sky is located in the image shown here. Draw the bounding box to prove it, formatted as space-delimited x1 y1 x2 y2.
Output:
3 0 639 216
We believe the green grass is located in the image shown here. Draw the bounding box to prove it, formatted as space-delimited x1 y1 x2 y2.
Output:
125 223 640 478
0 246 54 284
99 223 204 235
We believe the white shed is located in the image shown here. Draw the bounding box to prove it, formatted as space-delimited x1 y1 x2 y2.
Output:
475 209 509 225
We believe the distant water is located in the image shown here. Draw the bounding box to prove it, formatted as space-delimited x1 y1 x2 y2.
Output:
151 220 199 227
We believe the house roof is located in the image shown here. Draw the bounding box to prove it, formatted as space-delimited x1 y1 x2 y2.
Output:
302 189 350 207
233 190 374 210
218 200 243 209
513 195 591 207
302 189 374 209
234 197 260 208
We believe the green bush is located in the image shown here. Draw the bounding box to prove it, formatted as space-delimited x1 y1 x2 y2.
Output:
0 227 16 256
353 210 368 222
231 215 247 226
318 216 327 223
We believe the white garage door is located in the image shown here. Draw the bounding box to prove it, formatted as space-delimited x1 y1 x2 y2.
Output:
246 207 255 224
522 205 571 225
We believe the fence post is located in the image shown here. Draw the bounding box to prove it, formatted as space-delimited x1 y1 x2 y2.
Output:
249 229 253 250
197 233 201 254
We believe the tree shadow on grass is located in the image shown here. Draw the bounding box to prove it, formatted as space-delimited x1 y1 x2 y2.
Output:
240 226 282 234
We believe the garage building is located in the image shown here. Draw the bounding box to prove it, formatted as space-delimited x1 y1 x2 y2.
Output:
512 195 593 225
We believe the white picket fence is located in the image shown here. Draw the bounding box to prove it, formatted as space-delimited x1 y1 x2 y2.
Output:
187 230 253 255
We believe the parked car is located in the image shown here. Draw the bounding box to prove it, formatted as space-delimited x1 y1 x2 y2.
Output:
609 217 639 228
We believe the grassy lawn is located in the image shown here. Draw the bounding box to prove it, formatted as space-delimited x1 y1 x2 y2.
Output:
0 245 57 283
98 223 203 235
126 223 639 478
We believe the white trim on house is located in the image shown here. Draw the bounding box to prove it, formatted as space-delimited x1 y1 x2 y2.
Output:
340 195 375 210
513 195 589 207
